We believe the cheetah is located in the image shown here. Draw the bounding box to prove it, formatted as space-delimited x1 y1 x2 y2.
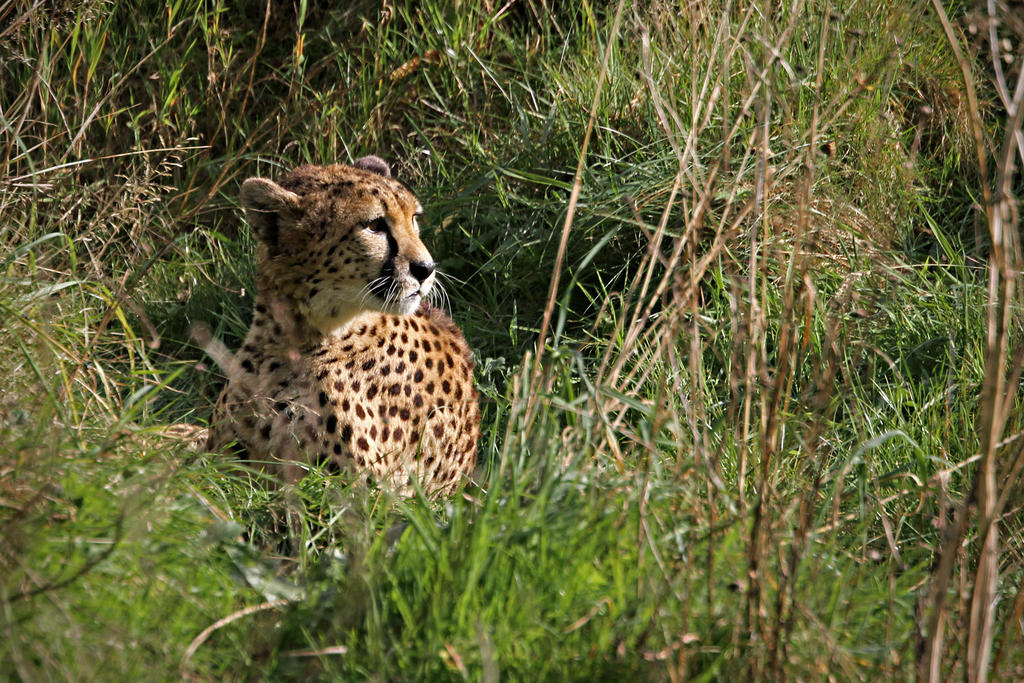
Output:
206 157 480 496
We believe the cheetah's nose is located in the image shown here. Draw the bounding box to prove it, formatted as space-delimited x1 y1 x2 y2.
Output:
409 260 435 284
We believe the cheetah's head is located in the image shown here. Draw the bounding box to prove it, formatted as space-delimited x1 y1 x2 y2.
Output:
239 157 436 334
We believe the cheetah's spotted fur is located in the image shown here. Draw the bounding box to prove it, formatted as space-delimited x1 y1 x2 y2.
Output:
207 157 480 495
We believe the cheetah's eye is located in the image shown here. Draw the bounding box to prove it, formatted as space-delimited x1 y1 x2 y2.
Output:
366 217 389 233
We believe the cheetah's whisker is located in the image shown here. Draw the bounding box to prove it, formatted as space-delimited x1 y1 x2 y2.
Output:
435 269 466 287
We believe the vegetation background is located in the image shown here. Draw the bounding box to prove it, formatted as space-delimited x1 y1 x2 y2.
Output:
2 0 1022 679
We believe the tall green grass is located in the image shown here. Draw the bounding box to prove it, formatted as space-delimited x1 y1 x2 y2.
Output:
2 1 1022 680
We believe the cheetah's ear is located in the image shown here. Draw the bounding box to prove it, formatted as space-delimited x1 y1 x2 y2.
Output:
239 178 301 247
353 155 391 178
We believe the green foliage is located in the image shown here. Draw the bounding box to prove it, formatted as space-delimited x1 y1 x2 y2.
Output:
2 0 1022 680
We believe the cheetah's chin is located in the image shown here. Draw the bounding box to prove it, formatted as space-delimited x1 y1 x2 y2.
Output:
391 293 422 315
